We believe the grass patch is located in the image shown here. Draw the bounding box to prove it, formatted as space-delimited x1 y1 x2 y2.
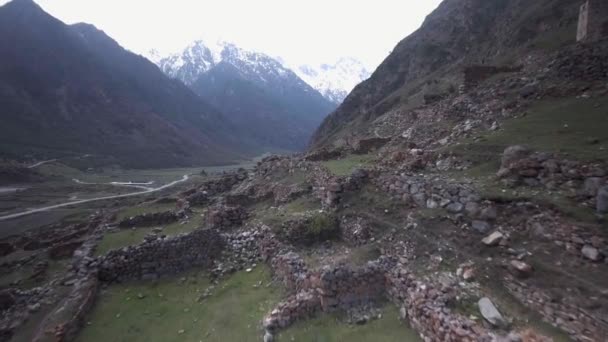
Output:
115 202 177 221
277 305 420 342
322 154 374 176
448 97 608 167
96 212 203 255
77 266 282 342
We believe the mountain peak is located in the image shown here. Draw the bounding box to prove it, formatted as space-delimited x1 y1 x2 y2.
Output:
290 58 372 104
2 0 43 14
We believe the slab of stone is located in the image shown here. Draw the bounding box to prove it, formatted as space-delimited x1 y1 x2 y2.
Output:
478 297 505 327
482 231 504 246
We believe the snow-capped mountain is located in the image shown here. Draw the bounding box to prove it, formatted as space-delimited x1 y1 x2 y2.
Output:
291 58 372 104
147 40 336 152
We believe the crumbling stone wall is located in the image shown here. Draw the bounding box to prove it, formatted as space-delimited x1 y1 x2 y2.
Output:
98 228 224 282
386 262 494 342
204 203 248 228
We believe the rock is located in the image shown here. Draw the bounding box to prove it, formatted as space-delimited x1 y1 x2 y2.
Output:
499 145 532 172
583 177 604 197
462 267 475 281
482 231 504 246
426 199 439 209
581 245 603 261
520 83 538 98
478 297 505 327
263 331 274 342
472 220 491 234
446 202 464 213
0 290 16 311
480 207 498 221
399 306 408 320
465 202 480 217
597 186 608 214
412 193 427 207
510 260 533 277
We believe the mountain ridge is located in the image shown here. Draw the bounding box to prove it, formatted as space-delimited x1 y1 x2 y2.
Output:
0 0 248 168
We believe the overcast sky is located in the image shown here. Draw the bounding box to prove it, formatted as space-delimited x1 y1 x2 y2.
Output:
2 0 442 69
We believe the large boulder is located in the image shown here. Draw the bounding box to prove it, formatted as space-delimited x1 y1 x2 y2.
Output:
597 186 608 214
478 297 505 327
498 145 532 177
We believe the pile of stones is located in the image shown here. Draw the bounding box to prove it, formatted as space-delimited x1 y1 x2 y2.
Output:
375 172 482 214
204 203 248 228
339 216 372 246
212 230 262 278
498 146 607 194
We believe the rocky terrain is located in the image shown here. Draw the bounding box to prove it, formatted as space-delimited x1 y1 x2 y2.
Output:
1 0 608 342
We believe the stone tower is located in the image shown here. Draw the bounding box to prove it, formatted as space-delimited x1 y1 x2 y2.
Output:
577 0 608 42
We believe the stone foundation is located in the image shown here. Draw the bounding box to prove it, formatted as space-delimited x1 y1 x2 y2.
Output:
98 228 224 282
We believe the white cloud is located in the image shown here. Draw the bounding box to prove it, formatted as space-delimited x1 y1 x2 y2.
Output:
1 0 442 69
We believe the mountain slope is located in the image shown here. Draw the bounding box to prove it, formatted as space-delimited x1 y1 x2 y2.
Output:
157 41 336 151
0 0 245 168
292 58 372 104
310 0 586 148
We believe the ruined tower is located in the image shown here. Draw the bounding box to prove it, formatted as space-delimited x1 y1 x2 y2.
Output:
577 0 608 42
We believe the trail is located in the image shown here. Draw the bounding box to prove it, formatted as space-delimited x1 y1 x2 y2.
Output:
73 179 154 191
0 175 189 221
28 159 57 169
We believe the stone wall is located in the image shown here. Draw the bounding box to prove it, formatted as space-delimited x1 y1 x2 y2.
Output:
204 203 248 228
98 228 224 282
386 262 495 342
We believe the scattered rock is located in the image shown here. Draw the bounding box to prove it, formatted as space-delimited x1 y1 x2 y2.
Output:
472 220 491 234
482 232 504 246
581 245 603 262
446 202 464 213
510 260 533 277
462 267 475 281
597 186 608 214
478 297 505 327
501 145 532 169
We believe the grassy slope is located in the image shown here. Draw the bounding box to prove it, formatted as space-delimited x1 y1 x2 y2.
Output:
77 266 281 342
321 154 374 176
95 209 204 256
277 305 420 342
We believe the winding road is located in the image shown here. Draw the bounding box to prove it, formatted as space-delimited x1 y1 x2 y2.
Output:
0 175 190 222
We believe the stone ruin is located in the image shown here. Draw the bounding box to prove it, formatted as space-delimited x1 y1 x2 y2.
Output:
98 228 224 282
577 0 608 43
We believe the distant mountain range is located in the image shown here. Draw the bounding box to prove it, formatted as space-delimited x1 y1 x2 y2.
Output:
289 58 372 104
0 0 247 168
149 40 337 151
149 42 371 105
